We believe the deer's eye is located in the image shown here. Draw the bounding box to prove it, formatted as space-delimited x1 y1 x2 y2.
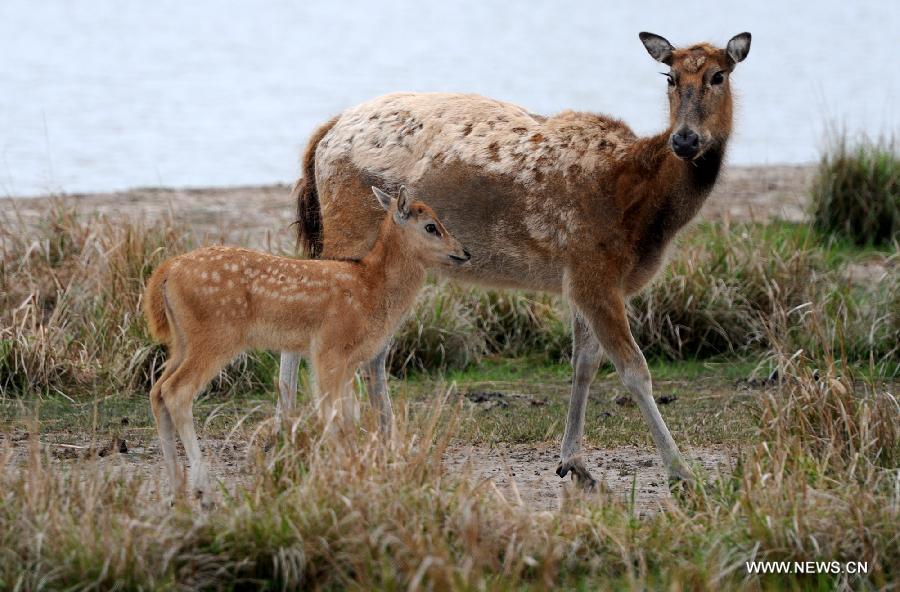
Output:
425 223 440 236
711 71 725 85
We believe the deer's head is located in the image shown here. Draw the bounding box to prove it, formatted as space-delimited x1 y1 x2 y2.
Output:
640 32 751 161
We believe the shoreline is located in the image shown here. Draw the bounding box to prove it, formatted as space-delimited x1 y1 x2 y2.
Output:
1 164 815 247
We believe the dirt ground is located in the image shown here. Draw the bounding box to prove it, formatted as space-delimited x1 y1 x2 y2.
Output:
1 164 814 248
4 429 732 513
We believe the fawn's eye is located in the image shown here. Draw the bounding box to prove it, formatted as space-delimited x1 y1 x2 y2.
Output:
425 223 439 236
710 71 725 85
662 72 675 87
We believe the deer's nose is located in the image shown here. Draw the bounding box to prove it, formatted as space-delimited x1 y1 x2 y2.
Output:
671 128 700 159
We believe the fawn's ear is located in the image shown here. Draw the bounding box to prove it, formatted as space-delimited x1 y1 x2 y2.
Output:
372 186 393 211
639 32 674 65
395 186 411 222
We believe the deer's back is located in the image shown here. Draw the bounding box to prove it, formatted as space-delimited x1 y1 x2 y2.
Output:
315 92 638 291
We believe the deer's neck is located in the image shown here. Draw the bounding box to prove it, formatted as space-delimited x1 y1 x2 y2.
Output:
615 129 727 283
627 130 726 231
361 220 427 320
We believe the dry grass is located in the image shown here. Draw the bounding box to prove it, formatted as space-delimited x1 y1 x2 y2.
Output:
0 203 280 399
1 338 897 589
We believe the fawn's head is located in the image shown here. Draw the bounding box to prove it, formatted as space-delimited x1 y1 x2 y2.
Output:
371 186 471 267
640 31 751 161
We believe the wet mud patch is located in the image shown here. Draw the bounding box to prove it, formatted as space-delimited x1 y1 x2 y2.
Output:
444 442 734 513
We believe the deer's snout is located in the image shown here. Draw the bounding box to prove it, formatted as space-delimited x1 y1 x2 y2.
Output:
670 128 701 160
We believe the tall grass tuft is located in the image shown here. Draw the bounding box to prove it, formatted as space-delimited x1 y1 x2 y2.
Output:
0 202 281 399
811 134 899 246
2 201 896 400
390 283 569 374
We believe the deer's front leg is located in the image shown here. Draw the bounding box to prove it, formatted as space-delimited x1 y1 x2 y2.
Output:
567 279 693 483
362 340 393 439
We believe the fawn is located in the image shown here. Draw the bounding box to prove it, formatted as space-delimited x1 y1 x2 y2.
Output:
144 186 470 502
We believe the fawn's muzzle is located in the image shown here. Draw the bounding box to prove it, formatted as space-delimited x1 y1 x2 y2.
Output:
449 249 472 264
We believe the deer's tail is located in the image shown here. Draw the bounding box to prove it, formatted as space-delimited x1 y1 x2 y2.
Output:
295 116 339 258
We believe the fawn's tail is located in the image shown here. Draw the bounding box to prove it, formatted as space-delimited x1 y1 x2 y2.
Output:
143 258 174 345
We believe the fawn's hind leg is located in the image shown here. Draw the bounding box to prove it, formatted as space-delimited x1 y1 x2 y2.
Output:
150 345 187 496
161 347 235 507
151 373 181 493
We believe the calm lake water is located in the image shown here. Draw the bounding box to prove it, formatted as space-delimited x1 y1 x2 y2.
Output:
1 0 897 197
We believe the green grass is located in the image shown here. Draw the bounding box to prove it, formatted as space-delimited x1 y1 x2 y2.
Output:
2 357 759 451
402 357 758 447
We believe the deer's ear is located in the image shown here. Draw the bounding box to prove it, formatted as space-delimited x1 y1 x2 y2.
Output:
639 32 674 65
371 186 393 211
395 186 411 222
726 32 751 66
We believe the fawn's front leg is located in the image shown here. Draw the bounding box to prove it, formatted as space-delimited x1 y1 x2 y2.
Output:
313 352 356 435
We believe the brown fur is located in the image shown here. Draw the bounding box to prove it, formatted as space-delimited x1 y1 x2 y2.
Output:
145 190 468 501
143 257 174 343
287 34 750 485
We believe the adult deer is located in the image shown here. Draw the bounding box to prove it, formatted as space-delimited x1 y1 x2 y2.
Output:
280 32 751 488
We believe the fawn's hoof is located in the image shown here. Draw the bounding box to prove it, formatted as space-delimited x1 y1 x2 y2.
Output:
556 459 598 492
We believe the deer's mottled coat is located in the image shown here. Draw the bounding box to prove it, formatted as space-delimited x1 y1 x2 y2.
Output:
285 33 751 488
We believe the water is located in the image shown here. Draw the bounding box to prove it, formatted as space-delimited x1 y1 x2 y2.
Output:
1 0 897 197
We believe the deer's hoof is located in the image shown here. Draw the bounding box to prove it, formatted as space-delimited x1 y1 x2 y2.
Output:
556 459 598 492
667 472 699 500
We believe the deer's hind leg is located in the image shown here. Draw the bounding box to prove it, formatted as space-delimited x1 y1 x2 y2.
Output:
276 351 301 428
556 313 604 490
312 350 356 434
